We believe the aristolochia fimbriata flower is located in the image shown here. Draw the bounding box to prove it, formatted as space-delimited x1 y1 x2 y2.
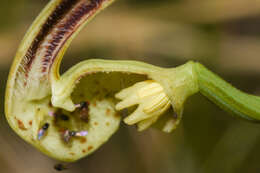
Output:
5 0 200 162
7 0 259 165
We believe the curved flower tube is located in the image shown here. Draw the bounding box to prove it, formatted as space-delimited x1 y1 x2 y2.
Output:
4 0 260 162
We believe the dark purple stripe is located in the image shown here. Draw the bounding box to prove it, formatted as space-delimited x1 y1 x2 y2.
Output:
42 0 106 73
22 0 79 74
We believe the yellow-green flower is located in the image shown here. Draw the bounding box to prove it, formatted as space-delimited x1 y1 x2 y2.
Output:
10 0 259 163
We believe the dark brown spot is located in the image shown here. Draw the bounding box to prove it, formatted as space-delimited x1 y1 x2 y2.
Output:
29 120 33 126
93 102 97 107
114 113 121 118
80 137 87 144
106 108 111 116
94 122 98 126
88 146 93 151
59 128 66 133
82 149 86 153
15 118 27 131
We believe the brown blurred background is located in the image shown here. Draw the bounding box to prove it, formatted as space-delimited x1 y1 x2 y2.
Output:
1 0 260 172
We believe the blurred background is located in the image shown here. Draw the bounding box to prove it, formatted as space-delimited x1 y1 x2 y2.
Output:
1 0 260 172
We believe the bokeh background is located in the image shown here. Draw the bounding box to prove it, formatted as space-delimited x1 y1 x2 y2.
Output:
1 0 260 172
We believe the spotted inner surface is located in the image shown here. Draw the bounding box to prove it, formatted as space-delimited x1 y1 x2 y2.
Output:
8 0 159 162
10 72 147 161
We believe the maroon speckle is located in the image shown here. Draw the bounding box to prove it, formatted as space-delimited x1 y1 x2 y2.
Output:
15 117 27 131
106 108 111 116
58 128 66 133
80 138 87 144
114 113 120 118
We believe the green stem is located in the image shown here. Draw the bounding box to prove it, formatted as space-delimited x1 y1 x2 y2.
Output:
194 62 260 122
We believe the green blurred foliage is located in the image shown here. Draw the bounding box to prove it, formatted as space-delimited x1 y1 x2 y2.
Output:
1 0 260 172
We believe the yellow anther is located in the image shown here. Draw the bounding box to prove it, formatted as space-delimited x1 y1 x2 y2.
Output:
138 81 163 98
115 80 171 130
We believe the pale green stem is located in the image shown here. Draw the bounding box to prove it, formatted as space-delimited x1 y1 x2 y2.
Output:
194 62 260 122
